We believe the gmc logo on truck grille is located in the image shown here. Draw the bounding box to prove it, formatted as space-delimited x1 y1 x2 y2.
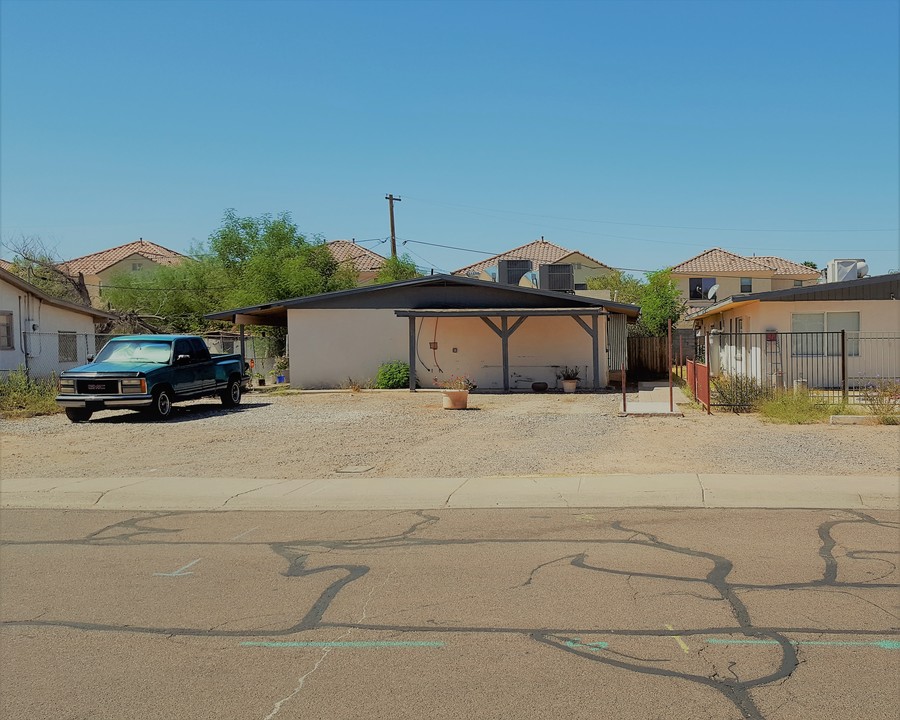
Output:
77 380 118 394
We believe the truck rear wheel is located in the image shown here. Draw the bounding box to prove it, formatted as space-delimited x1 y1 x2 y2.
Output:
65 408 93 423
150 388 173 420
220 377 241 407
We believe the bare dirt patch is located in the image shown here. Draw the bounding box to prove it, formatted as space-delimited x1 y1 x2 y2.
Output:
2 391 897 480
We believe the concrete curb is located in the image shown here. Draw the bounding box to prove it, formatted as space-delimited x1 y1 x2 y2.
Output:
2 473 897 512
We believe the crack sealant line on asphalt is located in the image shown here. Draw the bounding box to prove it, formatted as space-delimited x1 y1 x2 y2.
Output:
443 478 469 506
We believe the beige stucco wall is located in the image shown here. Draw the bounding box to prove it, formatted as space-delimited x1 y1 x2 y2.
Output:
89 254 167 304
695 299 900 387
0 276 100 376
287 308 610 390
560 253 614 287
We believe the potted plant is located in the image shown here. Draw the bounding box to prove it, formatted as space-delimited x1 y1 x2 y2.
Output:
254 372 266 387
271 356 289 384
434 375 476 410
557 366 580 393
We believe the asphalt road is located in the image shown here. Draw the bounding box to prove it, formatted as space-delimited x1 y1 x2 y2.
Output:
1 507 898 720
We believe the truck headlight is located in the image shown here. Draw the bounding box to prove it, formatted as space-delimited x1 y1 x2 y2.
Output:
121 378 147 394
59 378 76 394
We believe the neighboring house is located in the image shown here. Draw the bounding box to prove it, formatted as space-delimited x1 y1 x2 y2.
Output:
687 273 900 390
671 248 820 315
207 274 639 391
0 267 118 378
60 239 186 306
324 240 386 285
453 238 614 290
0 259 14 273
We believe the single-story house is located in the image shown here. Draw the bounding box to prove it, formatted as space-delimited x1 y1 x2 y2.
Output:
687 273 900 389
0 267 119 378
206 274 640 391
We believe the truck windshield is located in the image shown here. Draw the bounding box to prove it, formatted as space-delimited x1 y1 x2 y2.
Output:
95 340 172 364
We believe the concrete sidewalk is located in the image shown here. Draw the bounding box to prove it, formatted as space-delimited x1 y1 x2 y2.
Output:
1 473 896 511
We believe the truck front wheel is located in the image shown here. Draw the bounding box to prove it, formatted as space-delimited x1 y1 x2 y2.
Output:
220 377 241 407
65 408 93 423
150 388 173 420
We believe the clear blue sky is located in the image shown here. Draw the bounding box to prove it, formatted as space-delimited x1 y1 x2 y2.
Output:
2 0 898 276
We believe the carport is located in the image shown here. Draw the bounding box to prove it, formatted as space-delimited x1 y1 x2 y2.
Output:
396 308 608 392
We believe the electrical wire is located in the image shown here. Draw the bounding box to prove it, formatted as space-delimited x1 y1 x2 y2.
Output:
401 195 899 233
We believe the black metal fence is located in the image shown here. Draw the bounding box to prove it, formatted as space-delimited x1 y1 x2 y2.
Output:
701 331 900 408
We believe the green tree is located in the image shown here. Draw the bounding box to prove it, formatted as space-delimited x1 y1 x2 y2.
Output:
586 270 645 304
375 253 421 284
802 260 818 269
103 210 357 332
638 268 686 336
4 237 92 305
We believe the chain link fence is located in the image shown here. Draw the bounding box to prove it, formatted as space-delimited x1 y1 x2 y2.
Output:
13 332 282 380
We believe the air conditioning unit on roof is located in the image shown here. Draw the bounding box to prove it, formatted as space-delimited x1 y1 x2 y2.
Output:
497 259 532 285
539 263 575 293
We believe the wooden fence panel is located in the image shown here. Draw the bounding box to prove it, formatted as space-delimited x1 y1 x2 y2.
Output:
626 336 670 376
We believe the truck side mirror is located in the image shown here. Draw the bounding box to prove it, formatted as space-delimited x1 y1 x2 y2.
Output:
87 354 95 362
176 354 191 365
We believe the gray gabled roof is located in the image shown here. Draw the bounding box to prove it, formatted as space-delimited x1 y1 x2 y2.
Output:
206 273 640 324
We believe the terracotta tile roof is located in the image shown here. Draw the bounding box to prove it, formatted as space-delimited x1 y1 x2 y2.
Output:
753 256 821 277
0 259 14 272
61 240 186 276
671 247 818 277
325 240 386 272
453 239 611 276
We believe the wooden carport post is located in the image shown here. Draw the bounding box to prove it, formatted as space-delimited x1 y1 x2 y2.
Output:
408 317 417 391
480 316 527 392
570 313 603 390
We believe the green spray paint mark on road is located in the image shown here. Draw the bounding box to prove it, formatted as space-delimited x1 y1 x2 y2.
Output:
240 641 445 649
565 638 609 653
705 638 900 650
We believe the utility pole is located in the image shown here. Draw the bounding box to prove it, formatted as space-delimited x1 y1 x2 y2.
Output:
385 194 401 258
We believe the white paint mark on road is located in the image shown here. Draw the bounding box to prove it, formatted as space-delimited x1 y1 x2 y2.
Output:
230 527 259 541
154 558 201 577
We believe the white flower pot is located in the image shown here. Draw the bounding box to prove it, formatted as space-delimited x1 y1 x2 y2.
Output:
562 379 578 393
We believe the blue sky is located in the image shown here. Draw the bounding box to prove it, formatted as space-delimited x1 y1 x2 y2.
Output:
2 0 898 276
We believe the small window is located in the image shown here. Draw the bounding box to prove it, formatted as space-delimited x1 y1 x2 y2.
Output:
794 280 803 287
740 278 752 293
0 312 13 350
58 332 78 362
132 262 143 271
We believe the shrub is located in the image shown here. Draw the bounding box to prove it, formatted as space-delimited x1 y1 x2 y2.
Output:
374 361 410 389
0 367 61 418
859 378 900 424
711 373 768 412
758 391 848 424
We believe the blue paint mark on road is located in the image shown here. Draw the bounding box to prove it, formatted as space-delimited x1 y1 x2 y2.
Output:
706 638 900 650
240 641 445 649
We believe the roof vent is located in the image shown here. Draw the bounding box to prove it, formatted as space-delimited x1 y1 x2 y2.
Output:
825 259 868 283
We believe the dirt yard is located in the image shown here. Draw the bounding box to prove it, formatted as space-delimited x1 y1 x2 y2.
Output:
1 390 897 480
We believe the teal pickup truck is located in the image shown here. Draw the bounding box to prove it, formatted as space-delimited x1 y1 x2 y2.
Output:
56 335 248 422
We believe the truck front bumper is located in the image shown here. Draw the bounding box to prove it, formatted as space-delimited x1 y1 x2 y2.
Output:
55 394 154 409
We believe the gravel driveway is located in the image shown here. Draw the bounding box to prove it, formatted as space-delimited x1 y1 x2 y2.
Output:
2 390 897 479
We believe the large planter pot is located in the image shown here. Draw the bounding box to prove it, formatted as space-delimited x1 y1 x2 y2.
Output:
562 379 578 393
531 381 549 393
441 390 469 410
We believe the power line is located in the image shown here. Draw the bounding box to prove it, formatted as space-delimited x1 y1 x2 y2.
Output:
402 195 899 233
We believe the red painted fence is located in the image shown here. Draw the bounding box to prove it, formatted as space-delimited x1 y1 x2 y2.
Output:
686 358 711 414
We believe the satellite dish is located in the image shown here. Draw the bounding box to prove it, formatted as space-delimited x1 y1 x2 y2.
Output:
708 284 720 300
519 271 539 288
855 261 869 278
479 265 498 282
